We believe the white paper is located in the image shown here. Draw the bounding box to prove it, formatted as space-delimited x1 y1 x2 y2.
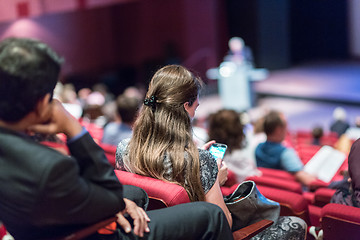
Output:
303 145 346 183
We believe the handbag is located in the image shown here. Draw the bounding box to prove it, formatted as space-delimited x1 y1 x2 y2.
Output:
224 180 280 231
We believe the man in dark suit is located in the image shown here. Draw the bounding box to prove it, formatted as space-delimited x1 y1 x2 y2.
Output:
0 38 232 240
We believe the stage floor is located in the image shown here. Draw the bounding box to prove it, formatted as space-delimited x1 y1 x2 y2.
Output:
198 61 360 132
253 61 360 105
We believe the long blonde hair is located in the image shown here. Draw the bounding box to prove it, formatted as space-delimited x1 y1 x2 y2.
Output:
128 65 204 201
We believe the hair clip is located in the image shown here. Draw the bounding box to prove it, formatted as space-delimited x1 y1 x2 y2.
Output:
144 95 157 111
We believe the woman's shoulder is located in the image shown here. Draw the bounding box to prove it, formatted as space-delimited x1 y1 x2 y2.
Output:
198 148 214 160
198 148 218 167
115 138 131 170
116 138 130 153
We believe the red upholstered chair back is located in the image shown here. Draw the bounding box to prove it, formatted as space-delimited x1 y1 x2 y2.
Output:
246 175 303 194
99 143 117 167
80 120 104 143
41 141 70 155
115 170 274 240
321 203 360 240
257 167 296 181
313 188 336 207
0 223 7 239
114 170 190 210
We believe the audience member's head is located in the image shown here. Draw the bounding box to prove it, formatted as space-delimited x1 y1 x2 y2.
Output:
312 126 324 145
330 106 350 137
312 126 323 139
333 107 347 122
141 64 202 121
208 109 245 153
83 91 105 122
123 86 145 101
0 37 62 123
263 110 287 142
59 83 78 104
133 64 203 145
116 94 141 125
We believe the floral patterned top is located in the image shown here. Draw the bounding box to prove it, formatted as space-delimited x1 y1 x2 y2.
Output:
115 138 218 193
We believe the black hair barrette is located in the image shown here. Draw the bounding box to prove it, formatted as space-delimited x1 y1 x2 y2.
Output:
144 95 157 111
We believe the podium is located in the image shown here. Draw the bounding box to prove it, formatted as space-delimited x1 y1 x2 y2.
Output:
209 61 268 112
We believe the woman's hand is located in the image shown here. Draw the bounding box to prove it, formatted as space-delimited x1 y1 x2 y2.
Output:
202 140 216 150
217 159 228 186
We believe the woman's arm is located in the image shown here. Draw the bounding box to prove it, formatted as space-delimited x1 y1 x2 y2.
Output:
205 176 233 228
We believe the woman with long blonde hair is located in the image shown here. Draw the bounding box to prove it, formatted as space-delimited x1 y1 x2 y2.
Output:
116 65 232 227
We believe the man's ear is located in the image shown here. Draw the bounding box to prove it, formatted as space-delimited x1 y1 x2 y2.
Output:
35 93 51 118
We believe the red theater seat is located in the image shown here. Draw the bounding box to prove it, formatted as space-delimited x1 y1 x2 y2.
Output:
321 203 360 240
308 205 322 227
80 121 104 143
114 170 190 209
246 175 303 194
0 223 7 239
99 143 117 167
41 141 69 155
313 188 336 207
114 170 273 240
258 167 296 181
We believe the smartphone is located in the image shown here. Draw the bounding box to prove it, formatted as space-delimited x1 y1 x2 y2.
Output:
209 143 228 160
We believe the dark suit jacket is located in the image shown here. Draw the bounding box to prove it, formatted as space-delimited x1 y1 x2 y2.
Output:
0 127 125 240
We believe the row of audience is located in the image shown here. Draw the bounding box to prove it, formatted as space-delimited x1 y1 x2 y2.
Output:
53 45 360 231
0 38 233 240
2 36 358 240
0 36 310 240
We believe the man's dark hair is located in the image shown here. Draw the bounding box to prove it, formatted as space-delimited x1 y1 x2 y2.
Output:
263 110 285 136
0 37 63 122
116 94 140 124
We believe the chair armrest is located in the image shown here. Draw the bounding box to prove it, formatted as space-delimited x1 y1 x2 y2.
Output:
313 188 336 207
232 219 273 240
54 216 117 240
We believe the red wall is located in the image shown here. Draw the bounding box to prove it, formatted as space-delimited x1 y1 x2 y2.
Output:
0 0 228 85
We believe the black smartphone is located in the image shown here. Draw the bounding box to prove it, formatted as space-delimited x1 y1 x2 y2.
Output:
209 143 228 160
